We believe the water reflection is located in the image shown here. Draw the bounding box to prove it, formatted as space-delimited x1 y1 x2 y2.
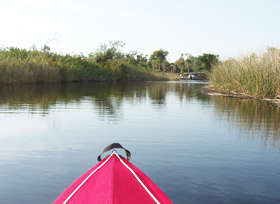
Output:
0 82 208 114
1 82 280 204
0 82 279 146
210 96 280 148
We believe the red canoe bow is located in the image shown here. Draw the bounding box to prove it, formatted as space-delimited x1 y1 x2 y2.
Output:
53 143 173 204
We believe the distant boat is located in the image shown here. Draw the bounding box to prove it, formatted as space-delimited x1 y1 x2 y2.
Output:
180 72 206 80
53 143 173 204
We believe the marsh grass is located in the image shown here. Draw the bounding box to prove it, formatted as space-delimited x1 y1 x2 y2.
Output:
0 58 61 84
208 47 280 98
0 47 179 85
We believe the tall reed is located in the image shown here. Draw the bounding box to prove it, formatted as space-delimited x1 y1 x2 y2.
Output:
0 47 179 84
208 47 280 98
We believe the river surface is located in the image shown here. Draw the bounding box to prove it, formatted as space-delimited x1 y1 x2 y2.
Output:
0 81 279 204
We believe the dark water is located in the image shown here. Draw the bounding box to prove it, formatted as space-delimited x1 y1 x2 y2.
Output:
0 81 279 204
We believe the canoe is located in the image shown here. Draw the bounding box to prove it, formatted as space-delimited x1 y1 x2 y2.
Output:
53 143 173 204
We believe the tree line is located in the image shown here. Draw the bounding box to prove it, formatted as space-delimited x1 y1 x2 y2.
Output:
0 41 219 84
91 41 220 73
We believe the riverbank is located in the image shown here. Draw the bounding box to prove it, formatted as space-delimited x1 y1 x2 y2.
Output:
205 46 280 107
201 84 280 108
0 46 179 85
207 47 280 99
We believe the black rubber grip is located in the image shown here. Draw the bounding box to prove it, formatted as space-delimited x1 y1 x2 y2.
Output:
97 143 131 161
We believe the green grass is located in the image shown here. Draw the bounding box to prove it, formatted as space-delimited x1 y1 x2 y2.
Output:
0 47 179 85
207 47 280 98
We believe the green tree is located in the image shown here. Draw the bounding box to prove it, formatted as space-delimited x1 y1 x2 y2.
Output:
196 53 219 71
175 53 185 73
124 50 148 67
91 41 125 63
164 60 172 72
149 49 169 71
185 54 197 72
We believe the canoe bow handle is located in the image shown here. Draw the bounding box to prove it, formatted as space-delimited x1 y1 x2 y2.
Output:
97 143 131 162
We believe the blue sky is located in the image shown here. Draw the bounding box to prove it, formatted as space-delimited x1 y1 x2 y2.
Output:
1 0 279 62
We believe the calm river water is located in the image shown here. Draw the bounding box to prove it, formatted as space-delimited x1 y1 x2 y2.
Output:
0 81 279 204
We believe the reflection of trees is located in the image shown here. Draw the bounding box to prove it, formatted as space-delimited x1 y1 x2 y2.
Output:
0 83 126 119
148 83 167 105
1 82 279 147
147 82 209 105
0 84 73 112
0 81 209 118
176 82 209 102
211 96 280 148
89 84 122 121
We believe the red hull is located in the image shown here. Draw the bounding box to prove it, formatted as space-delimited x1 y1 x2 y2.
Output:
53 151 173 204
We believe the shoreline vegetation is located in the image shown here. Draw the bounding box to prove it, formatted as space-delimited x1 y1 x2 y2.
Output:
0 42 180 85
0 41 220 85
201 84 280 108
1 41 279 107
206 46 280 107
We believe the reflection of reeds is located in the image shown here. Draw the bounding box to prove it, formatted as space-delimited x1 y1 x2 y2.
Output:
211 96 280 148
208 47 280 98
0 82 206 111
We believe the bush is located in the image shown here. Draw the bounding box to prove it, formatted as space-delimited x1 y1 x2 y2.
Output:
0 46 179 84
208 47 280 98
